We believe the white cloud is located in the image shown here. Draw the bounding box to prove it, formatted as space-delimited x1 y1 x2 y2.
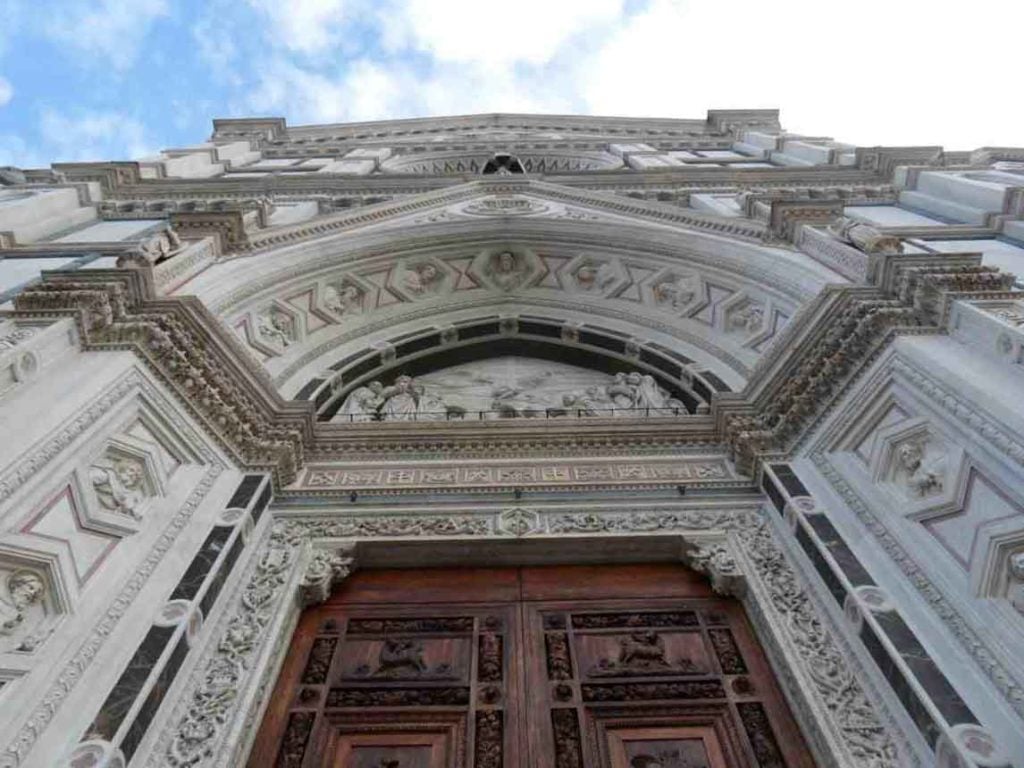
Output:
246 0 354 55
44 0 169 70
577 0 1024 149
0 75 12 106
38 108 156 161
392 0 625 66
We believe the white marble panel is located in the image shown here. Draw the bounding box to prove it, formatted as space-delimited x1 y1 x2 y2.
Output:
53 219 162 243
844 205 947 227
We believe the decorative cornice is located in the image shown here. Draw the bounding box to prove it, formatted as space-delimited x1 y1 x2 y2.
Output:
8 210 1019 487
12 269 309 485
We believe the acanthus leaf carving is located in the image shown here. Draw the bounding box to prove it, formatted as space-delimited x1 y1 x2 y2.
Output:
681 539 746 597
298 544 357 607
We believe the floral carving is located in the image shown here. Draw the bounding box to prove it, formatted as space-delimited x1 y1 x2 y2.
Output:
326 686 469 707
275 711 314 768
737 702 786 768
551 708 582 768
300 637 337 684
708 629 747 674
474 710 503 768
298 546 356 607
478 633 503 683
545 633 572 680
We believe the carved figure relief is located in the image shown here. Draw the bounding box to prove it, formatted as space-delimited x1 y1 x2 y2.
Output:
336 359 686 421
0 569 48 652
726 303 765 334
257 307 296 348
337 374 458 422
573 260 618 293
589 630 699 676
828 216 903 254
89 453 153 520
401 262 444 295
323 282 364 317
137 228 183 265
484 250 529 291
892 438 945 497
1008 551 1024 616
352 637 455 680
652 274 698 311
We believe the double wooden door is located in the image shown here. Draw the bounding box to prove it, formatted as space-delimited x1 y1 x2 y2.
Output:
251 564 814 768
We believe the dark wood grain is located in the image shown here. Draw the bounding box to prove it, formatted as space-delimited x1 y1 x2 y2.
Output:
252 565 815 768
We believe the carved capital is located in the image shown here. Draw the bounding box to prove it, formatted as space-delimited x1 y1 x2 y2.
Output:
681 537 746 597
298 544 357 607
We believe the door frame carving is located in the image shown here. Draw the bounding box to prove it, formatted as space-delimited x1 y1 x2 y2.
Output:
140 505 921 768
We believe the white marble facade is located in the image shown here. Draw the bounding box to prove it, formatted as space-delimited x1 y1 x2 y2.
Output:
0 112 1021 768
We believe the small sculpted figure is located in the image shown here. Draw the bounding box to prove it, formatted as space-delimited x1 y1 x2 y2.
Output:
0 570 45 639
91 456 149 519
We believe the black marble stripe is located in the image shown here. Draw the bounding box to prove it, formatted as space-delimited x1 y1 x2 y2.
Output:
199 532 245 619
699 370 732 392
395 331 439 357
796 523 847 607
873 612 978 728
769 463 810 498
251 480 272 523
119 632 190 761
169 526 232 602
860 620 941 747
85 624 175 741
294 378 324 401
691 377 711 402
803 515 875 587
226 474 263 510
761 470 785 515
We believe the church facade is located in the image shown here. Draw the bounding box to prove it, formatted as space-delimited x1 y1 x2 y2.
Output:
0 110 1022 767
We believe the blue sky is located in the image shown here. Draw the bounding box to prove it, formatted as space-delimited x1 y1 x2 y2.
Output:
0 0 1020 167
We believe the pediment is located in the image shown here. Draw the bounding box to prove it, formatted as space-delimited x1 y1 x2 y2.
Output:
242 179 768 256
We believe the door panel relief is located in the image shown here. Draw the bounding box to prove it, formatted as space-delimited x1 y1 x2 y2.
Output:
251 566 813 768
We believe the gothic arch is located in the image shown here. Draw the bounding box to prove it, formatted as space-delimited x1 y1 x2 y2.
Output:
186 209 844 397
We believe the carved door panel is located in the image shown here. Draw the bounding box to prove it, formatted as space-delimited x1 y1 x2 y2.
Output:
251 566 814 768
253 604 520 768
523 598 814 768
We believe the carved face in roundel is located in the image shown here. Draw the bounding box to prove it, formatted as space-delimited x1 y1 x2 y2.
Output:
496 251 516 273
418 263 438 282
896 442 923 472
114 458 144 489
7 571 44 609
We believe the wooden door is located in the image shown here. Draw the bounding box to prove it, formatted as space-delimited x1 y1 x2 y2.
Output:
250 565 815 768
